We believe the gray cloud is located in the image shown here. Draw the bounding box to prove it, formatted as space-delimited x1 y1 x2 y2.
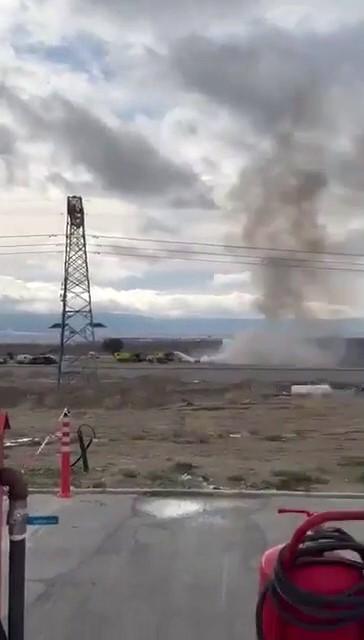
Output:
73 0 257 36
170 23 364 135
47 171 95 195
2 87 212 204
169 193 217 210
139 214 176 236
0 126 16 157
0 124 17 185
52 97 198 197
329 138 364 193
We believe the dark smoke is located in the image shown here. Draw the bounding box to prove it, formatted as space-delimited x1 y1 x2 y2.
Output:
231 129 330 319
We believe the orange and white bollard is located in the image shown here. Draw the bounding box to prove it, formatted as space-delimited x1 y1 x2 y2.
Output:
59 409 71 498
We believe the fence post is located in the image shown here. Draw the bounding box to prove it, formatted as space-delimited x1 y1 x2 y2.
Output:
59 410 71 498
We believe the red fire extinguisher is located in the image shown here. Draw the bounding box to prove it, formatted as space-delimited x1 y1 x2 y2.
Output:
256 509 364 640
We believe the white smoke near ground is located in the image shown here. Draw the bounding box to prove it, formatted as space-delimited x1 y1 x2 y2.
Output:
209 331 346 367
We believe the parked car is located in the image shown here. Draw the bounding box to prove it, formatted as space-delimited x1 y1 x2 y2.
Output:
113 351 145 363
30 355 58 365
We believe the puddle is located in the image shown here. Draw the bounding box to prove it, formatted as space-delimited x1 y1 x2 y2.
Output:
136 498 203 519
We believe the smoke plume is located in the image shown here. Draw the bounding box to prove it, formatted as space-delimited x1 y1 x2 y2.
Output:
233 130 330 319
173 22 364 363
226 125 347 363
222 25 364 363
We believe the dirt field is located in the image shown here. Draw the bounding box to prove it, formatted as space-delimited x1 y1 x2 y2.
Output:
2 372 364 492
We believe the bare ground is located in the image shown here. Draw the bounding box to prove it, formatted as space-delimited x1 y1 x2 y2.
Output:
2 373 364 492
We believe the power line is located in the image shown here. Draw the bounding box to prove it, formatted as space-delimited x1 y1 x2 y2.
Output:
0 251 64 256
89 242 364 269
88 248 364 274
3 231 364 261
0 243 63 249
0 234 63 239
2 238 360 268
89 233 364 260
1 246 363 273
90 242 364 269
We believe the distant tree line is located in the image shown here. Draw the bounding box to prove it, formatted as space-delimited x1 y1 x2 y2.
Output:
102 338 124 354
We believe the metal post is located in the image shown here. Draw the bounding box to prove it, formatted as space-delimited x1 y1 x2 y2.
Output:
59 417 71 498
0 469 28 640
8 500 27 640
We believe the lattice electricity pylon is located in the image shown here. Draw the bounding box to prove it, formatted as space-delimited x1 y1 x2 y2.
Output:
50 196 105 385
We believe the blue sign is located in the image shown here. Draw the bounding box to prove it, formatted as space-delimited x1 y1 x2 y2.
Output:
27 516 59 526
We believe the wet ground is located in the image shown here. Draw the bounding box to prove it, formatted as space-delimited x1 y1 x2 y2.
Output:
22 494 364 639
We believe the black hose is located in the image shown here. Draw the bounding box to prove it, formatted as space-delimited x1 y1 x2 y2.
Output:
8 539 26 640
71 424 95 472
0 620 6 640
256 526 364 639
0 469 28 640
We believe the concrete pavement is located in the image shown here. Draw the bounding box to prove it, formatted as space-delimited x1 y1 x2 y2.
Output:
23 494 364 639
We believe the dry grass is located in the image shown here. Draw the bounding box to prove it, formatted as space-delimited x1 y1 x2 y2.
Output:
3 375 364 490
268 469 329 491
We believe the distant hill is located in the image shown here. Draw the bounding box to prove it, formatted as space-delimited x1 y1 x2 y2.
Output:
0 312 363 342
0 313 258 342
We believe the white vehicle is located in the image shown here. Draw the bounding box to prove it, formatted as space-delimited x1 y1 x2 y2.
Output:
15 354 33 365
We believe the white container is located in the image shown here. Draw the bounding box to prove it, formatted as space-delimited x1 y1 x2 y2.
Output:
291 384 332 396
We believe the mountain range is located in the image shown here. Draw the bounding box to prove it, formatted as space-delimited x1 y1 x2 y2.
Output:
0 313 364 342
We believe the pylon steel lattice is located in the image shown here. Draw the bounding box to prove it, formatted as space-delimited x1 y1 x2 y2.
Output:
51 196 104 385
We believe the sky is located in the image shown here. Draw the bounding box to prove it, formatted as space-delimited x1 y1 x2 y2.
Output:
2 1 364 319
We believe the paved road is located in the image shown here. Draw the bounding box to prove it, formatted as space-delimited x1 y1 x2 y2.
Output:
23 494 364 640
8 361 364 385
95 364 364 385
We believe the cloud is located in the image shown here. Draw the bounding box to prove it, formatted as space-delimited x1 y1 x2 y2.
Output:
212 272 251 288
51 97 199 198
0 125 17 185
0 276 59 313
0 274 256 317
168 193 217 210
3 1 364 321
0 271 357 320
93 286 257 317
3 87 210 203
139 214 177 236
72 0 258 40
170 22 364 135
0 126 16 157
14 33 108 76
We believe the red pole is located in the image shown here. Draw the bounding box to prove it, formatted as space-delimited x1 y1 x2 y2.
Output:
59 416 71 498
